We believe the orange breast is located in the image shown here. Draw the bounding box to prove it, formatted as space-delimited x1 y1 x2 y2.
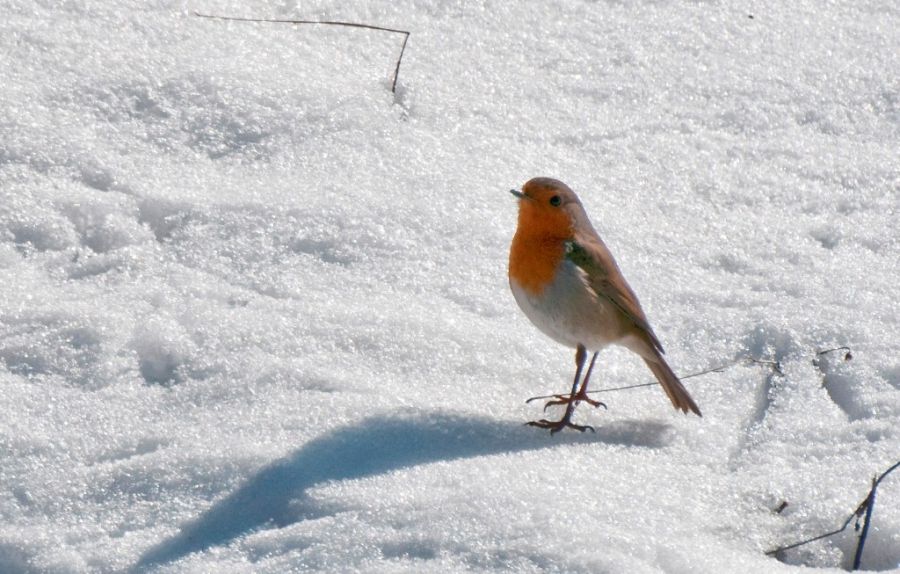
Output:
508 235 566 295
508 202 573 295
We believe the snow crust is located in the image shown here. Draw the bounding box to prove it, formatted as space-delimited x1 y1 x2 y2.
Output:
1 0 898 572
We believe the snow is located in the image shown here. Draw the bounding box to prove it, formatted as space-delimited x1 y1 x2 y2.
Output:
1 0 898 572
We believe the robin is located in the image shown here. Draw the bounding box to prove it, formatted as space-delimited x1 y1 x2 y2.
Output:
508 177 701 433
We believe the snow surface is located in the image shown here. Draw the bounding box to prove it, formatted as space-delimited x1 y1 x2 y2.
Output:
1 0 899 572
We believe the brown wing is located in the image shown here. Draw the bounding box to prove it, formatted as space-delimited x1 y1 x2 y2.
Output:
567 233 701 416
565 234 665 354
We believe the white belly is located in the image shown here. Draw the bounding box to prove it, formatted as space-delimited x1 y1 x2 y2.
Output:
510 259 626 351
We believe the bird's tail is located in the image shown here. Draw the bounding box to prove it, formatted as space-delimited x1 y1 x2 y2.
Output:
643 354 702 416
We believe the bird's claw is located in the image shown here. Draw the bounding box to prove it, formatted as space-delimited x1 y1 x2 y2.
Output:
526 418 595 434
540 393 607 412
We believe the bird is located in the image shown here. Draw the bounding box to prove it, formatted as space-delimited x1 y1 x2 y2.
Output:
508 177 701 433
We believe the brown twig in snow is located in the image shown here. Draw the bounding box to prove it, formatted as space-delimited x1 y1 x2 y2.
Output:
766 460 900 570
194 12 410 93
816 345 853 361
524 353 784 404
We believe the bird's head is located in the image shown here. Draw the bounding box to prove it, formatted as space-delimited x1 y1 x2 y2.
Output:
510 177 583 239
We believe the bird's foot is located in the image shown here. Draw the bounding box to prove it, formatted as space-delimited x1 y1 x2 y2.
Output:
526 417 595 434
538 392 607 413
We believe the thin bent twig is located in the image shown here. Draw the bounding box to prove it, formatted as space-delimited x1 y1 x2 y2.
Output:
194 12 411 93
853 460 900 569
766 460 900 570
524 354 783 404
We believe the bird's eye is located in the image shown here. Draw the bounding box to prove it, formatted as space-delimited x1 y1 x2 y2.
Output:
549 195 561 206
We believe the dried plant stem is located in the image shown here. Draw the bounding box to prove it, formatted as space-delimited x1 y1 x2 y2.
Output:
766 460 900 570
194 12 410 93
525 354 783 404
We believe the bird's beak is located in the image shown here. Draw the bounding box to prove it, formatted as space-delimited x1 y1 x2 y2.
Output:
510 189 528 200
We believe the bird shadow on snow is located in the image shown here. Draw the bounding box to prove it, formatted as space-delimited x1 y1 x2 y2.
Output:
134 412 671 571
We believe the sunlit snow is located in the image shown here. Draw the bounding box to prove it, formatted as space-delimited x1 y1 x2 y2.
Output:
1 1 898 572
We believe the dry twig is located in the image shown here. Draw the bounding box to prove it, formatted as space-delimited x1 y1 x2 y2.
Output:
766 460 900 570
525 354 783 404
194 12 410 93
526 344 860 404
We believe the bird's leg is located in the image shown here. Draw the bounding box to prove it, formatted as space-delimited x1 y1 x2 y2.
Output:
569 351 606 408
528 345 599 433
539 351 606 411
563 345 587 403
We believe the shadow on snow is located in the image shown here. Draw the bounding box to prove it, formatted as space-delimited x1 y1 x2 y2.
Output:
134 411 671 570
